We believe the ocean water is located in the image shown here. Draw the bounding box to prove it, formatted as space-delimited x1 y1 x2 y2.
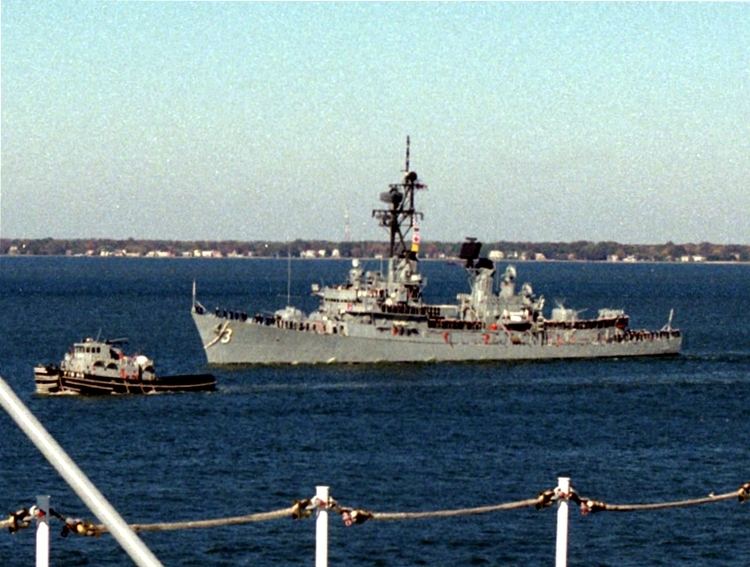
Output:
0 256 748 566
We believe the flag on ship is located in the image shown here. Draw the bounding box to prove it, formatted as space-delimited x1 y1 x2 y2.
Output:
411 224 421 253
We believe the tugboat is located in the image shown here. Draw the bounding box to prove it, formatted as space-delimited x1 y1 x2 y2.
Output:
191 137 682 364
35 338 216 395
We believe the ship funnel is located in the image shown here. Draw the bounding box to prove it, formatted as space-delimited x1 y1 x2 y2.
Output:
459 238 482 268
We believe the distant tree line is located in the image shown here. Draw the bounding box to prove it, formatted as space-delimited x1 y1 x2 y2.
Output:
1 237 748 262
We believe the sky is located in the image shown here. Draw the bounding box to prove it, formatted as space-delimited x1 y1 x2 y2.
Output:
1 1 749 244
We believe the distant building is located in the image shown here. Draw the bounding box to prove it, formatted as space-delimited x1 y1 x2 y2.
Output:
681 255 706 263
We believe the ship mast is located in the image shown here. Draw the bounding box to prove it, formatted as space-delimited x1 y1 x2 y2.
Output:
372 136 427 259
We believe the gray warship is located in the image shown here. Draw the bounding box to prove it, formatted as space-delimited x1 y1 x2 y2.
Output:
191 138 682 364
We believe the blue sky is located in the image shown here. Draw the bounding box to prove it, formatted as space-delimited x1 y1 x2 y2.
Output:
2 2 749 244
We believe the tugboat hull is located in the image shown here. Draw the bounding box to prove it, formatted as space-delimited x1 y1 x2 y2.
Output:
34 337 216 395
35 367 216 395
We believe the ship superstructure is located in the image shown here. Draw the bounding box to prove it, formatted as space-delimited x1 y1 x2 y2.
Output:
191 139 681 364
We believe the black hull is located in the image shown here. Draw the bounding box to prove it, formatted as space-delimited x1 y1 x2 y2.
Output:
35 369 216 395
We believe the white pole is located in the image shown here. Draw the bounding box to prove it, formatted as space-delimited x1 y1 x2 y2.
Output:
0 377 163 567
35 495 50 567
555 477 570 567
315 485 329 567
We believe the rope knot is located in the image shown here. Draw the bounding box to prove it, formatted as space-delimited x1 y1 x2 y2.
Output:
339 508 373 527
291 499 313 520
535 488 557 510
553 484 581 504
61 518 100 537
738 482 750 503
312 495 336 511
579 499 607 515
6 508 32 534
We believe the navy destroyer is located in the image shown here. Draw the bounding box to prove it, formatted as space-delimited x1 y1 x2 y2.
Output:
192 138 681 364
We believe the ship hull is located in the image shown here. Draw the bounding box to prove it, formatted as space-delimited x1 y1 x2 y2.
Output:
34 366 216 395
192 311 682 365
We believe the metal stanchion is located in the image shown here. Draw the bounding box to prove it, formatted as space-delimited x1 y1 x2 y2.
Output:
315 485 330 567
555 477 570 567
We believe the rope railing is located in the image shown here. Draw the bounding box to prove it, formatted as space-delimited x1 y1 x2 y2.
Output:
5 481 748 537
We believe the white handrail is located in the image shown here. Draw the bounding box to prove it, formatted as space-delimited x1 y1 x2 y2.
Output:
0 377 163 567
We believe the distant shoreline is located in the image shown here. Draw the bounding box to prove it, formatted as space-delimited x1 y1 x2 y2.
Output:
1 237 748 264
1 255 748 266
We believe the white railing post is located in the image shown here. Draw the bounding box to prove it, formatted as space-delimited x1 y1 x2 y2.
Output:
35 495 50 567
555 477 570 567
315 485 330 567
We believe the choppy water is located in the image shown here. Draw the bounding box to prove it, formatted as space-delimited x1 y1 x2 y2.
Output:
1 257 748 565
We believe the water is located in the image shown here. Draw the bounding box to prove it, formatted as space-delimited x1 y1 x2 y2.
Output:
1 257 748 565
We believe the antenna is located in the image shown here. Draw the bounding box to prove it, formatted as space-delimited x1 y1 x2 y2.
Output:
344 207 352 242
404 135 410 172
287 245 291 306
